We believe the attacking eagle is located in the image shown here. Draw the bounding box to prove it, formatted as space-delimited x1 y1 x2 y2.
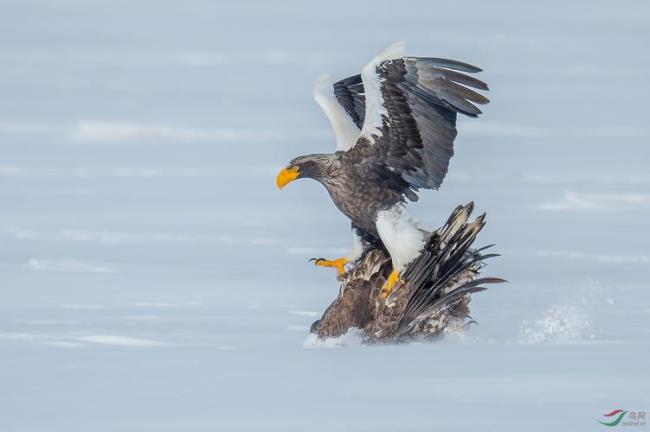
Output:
276 42 490 300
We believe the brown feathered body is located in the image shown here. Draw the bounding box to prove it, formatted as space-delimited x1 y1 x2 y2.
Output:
291 153 404 239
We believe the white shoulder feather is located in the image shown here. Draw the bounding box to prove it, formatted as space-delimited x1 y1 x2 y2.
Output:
359 42 407 143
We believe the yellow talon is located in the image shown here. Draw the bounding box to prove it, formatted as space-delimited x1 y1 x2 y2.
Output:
310 257 349 275
381 270 401 299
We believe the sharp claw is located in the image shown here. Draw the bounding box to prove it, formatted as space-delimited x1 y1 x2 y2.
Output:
309 257 347 275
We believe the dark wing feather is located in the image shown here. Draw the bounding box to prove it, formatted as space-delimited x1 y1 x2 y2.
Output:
346 56 489 196
333 74 366 129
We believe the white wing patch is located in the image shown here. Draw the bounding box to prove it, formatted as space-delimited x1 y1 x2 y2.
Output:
313 74 360 151
359 42 407 143
376 204 427 271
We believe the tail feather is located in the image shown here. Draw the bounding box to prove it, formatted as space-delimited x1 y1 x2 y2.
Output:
395 203 504 337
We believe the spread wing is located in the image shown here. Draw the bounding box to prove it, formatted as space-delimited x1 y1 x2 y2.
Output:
345 42 489 196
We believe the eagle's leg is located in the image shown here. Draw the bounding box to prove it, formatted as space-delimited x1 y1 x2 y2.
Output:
309 227 368 276
309 257 348 275
376 205 429 300
380 269 401 299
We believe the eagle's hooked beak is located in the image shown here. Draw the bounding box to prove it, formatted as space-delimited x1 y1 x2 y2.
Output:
276 166 300 189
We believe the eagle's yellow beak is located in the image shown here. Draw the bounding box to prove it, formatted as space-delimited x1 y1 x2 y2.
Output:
276 166 300 189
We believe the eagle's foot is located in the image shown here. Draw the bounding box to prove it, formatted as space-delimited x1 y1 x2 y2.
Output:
309 257 348 275
380 270 401 299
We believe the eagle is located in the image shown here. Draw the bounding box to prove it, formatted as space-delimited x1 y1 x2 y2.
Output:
310 202 504 341
276 42 490 299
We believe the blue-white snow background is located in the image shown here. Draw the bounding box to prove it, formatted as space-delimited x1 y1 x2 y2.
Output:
1 0 649 430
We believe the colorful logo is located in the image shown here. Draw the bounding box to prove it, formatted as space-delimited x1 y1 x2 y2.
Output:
599 410 628 427
598 409 647 427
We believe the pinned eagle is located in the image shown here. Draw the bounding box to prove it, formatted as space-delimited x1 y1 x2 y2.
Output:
277 43 502 339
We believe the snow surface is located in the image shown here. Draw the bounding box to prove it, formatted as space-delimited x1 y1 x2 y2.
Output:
1 0 649 430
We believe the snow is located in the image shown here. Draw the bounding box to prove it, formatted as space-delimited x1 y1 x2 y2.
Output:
1 0 649 430
27 258 119 273
76 335 169 347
